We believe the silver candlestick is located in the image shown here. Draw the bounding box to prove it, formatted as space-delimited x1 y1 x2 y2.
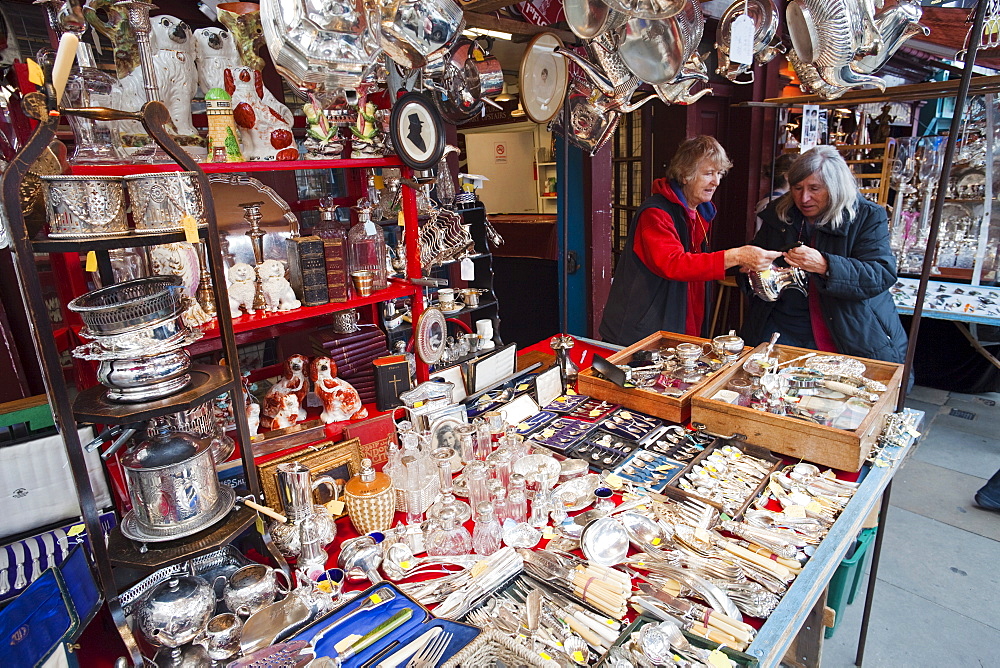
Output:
240 200 267 311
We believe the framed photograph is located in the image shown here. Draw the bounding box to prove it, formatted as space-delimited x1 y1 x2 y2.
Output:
257 438 362 518
389 92 446 171
415 306 447 364
426 404 469 459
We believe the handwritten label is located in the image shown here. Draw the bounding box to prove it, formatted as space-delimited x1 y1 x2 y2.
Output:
182 214 199 243
729 14 755 65
85 251 97 273
326 499 345 515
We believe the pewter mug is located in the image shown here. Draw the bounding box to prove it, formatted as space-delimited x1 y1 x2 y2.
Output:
221 564 290 617
136 575 215 648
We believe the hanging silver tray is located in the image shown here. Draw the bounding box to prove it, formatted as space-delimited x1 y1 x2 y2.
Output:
120 485 236 544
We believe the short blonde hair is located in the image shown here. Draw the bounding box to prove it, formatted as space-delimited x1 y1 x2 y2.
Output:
668 135 733 184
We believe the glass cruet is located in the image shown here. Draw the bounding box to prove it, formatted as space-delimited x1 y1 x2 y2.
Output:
63 42 128 164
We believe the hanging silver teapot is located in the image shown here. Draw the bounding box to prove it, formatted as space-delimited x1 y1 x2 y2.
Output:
748 263 809 302
618 0 705 86
715 0 785 84
852 0 929 76
135 575 216 649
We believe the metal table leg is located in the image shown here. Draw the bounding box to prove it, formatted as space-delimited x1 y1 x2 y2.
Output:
854 479 893 666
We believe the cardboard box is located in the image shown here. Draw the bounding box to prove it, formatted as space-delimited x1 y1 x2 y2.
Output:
690 343 904 472
576 331 750 424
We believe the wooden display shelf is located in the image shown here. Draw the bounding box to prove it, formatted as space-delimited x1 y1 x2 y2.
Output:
69 156 404 177
31 227 206 252
106 506 257 571
577 331 751 424
690 343 904 472
73 363 234 424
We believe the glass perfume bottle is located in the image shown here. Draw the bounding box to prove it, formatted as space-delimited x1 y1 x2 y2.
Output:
343 458 396 535
427 447 472 523
472 502 502 556
507 487 528 524
455 424 477 464
465 461 490 512
492 486 511 523
63 42 128 165
347 200 388 291
425 507 471 556
529 483 553 528
474 417 492 461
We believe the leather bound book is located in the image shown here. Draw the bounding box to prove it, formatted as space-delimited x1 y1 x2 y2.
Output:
373 354 411 411
285 236 329 307
344 413 397 467
327 339 389 363
323 238 349 303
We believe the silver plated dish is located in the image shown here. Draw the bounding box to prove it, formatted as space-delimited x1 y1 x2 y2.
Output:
120 485 236 543
554 473 601 511
580 516 629 566
67 276 185 337
806 355 867 377
97 348 194 403
39 174 129 239
124 171 207 234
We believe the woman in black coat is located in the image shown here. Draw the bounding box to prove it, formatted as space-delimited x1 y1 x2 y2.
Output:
741 146 908 364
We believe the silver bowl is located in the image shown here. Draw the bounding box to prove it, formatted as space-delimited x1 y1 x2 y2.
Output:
39 174 129 239
124 171 207 234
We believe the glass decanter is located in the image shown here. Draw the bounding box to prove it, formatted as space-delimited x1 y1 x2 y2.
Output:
63 43 128 164
427 446 472 524
425 507 471 556
347 200 389 291
472 501 502 556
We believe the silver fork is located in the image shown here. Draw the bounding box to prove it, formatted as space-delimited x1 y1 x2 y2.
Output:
406 630 452 668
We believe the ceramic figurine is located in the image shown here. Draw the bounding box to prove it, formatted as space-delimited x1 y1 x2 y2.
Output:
194 27 238 95
263 354 310 422
264 393 299 430
227 262 257 316
257 259 301 312
84 0 145 139
303 99 347 160
225 66 298 161
310 356 368 423
204 88 244 162
149 243 212 327
148 15 200 138
247 401 261 436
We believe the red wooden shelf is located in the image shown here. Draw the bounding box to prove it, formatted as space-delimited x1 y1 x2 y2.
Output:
69 156 404 176
198 280 418 341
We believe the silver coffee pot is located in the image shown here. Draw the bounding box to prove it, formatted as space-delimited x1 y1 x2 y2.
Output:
269 462 338 558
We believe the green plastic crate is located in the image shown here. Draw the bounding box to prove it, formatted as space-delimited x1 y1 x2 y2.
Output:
824 526 877 639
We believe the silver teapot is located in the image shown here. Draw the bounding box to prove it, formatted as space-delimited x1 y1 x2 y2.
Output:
135 575 215 649
748 263 809 302
715 0 785 84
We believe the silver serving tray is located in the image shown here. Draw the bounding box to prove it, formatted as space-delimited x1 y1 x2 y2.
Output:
120 485 236 544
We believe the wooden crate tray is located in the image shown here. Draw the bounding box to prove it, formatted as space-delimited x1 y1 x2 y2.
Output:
576 331 751 424
690 344 903 472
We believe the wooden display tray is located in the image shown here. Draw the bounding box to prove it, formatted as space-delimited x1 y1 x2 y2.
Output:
690 344 904 472
576 331 751 424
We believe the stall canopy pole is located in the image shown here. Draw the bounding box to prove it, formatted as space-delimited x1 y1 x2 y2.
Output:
560 101 570 333
894 0 988 414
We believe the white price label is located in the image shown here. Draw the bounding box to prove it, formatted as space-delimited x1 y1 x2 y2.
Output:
730 14 755 65
461 257 475 280
363 220 377 235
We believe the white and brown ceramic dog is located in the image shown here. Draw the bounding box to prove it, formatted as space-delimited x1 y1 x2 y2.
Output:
193 26 238 95
263 393 298 430
263 354 310 422
225 66 297 161
311 356 367 423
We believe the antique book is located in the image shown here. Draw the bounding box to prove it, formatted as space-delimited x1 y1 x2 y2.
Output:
373 354 412 411
285 236 329 307
323 238 349 303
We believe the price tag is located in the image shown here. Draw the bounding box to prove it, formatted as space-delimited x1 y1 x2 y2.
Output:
729 14 755 65
708 649 732 668
370 593 382 604
255 515 265 535
364 220 377 235
542 528 557 540
26 59 44 86
651 537 661 546
373 174 384 190
397 210 405 227
605 473 624 489
694 527 711 544
572 651 585 662
539 652 552 661
85 251 98 273
326 499 345 515
806 500 823 514
317 580 334 593
784 505 807 518
182 214 199 243
66 524 85 537
399 560 411 569
461 257 475 280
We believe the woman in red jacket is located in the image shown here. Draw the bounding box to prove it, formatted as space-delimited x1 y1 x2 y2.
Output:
600 136 780 346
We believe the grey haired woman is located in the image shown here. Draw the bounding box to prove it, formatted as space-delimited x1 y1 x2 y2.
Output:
741 145 908 363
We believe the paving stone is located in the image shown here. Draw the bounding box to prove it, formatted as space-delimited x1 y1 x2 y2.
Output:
910 421 1000 479
892 459 1000 541
904 385 950 405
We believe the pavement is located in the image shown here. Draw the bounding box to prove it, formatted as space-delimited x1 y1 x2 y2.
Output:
820 386 1000 667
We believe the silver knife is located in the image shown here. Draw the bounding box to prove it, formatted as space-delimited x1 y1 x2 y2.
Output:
41 534 56 569
0 548 9 596
27 539 41 583
55 528 69 561
11 543 27 590
375 626 442 668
